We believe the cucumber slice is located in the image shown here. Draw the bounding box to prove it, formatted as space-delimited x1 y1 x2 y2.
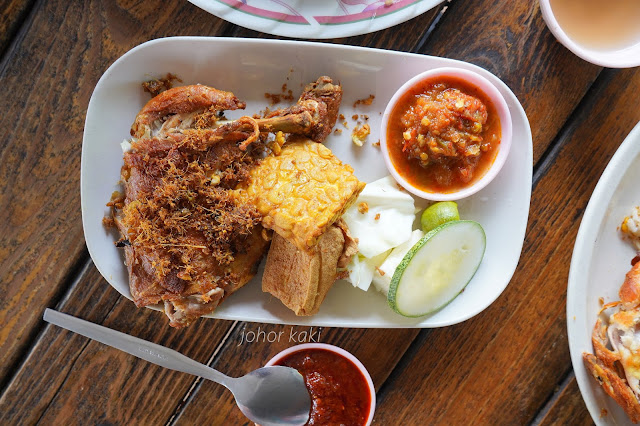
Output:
388 220 486 317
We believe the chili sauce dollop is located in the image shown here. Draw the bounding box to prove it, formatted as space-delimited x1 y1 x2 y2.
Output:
387 76 501 193
275 348 371 425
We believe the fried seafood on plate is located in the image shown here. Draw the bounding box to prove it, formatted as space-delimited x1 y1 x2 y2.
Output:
109 76 352 327
584 260 640 422
622 206 640 251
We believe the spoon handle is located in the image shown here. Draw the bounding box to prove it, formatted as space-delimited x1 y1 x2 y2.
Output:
43 309 231 386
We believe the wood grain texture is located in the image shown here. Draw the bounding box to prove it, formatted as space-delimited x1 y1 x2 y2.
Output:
0 263 236 425
537 375 593 426
373 67 640 425
34 303 234 425
173 324 419 425
2 0 638 425
0 0 232 389
418 0 602 163
0 263 121 425
0 0 36 58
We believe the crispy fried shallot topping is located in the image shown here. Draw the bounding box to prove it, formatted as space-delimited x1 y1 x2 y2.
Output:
142 73 182 97
121 136 263 282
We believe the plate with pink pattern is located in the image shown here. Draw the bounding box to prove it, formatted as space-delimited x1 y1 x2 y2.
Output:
188 0 446 39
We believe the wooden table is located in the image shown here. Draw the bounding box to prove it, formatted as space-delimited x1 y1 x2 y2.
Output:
1 0 638 424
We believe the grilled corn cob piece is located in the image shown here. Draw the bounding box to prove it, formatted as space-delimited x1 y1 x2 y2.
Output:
235 139 365 252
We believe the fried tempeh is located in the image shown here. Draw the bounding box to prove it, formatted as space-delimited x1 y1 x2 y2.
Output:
234 139 365 252
584 353 640 423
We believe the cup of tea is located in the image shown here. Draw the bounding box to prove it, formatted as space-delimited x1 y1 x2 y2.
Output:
539 0 640 68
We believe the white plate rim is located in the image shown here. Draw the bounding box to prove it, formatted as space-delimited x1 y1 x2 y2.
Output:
567 120 640 424
187 0 445 39
81 36 532 328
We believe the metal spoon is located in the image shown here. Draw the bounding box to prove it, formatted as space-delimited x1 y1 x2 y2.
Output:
43 309 310 426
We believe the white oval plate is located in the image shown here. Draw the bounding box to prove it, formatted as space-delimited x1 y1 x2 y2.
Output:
81 37 532 328
188 0 445 39
568 121 640 425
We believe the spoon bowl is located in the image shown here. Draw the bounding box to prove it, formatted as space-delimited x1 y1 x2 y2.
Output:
43 309 310 426
231 366 310 425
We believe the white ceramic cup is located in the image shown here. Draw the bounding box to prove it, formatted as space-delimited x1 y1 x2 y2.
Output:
380 66 512 201
265 343 376 426
539 0 640 68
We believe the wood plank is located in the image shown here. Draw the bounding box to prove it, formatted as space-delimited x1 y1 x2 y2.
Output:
1 1 629 425
536 374 593 426
35 304 234 425
173 325 419 425
0 0 233 388
372 67 640 424
0 262 236 425
418 0 602 163
0 0 36 58
0 263 121 424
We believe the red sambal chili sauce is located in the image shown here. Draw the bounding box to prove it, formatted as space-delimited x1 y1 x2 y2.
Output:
274 348 372 425
386 75 502 193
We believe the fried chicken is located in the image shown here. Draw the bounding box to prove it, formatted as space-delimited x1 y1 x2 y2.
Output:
111 77 347 327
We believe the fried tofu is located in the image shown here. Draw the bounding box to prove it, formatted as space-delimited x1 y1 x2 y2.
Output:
262 224 346 316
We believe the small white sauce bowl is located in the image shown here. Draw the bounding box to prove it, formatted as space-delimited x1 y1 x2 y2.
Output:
539 0 640 68
380 66 513 201
265 343 376 426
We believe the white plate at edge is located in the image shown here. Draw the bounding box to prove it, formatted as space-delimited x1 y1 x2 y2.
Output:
568 121 640 425
81 37 532 328
187 0 445 39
